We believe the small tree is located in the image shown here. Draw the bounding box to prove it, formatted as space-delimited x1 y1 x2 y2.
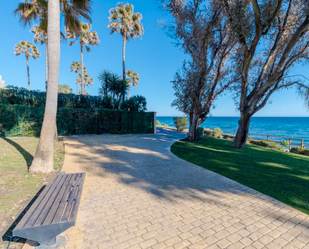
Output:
173 117 188 131
280 140 289 149
69 61 81 94
58 84 73 94
14 41 40 91
126 69 140 100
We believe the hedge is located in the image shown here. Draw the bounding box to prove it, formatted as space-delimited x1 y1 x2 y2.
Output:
0 105 155 137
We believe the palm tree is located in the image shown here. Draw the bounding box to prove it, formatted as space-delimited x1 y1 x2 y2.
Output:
30 0 61 173
14 41 40 91
126 69 139 100
69 61 81 94
66 22 100 95
76 66 94 91
108 3 144 87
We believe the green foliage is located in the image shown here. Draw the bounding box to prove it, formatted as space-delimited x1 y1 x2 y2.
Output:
161 123 168 126
58 84 73 94
290 147 309 156
213 127 222 138
156 120 161 126
250 140 285 152
223 134 235 140
173 117 188 131
280 139 289 148
203 129 213 136
121 95 147 112
0 105 155 137
196 127 204 140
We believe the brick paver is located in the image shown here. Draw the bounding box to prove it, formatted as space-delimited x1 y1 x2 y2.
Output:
55 128 309 249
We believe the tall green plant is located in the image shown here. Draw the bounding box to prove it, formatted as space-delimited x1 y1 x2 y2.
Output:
14 41 40 91
108 3 144 90
126 69 139 100
69 61 81 94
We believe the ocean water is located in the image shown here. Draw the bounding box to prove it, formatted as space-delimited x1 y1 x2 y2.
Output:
157 116 309 146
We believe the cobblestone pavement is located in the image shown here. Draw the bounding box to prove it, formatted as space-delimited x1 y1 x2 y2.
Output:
58 128 309 249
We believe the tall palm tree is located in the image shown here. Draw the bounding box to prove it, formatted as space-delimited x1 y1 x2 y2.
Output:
14 41 40 91
108 3 144 87
66 22 100 95
30 0 61 173
69 61 81 94
126 69 139 100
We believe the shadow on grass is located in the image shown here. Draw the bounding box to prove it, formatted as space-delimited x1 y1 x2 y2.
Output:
3 138 34 170
1 186 45 245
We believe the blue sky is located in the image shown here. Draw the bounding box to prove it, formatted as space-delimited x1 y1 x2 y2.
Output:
0 0 308 117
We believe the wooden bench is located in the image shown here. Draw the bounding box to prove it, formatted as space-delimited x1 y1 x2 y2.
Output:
13 172 86 248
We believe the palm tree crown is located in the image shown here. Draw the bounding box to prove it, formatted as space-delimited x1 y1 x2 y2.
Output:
108 3 144 40
126 69 139 100
14 41 40 59
70 61 82 94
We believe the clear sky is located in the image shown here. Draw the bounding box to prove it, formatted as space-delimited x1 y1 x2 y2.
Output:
0 0 308 117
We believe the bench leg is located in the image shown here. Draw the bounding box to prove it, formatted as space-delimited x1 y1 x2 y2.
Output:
36 236 66 249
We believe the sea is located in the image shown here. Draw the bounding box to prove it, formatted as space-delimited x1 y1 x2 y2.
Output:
157 116 309 146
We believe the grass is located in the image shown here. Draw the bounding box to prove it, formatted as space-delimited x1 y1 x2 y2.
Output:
0 137 65 248
171 136 309 215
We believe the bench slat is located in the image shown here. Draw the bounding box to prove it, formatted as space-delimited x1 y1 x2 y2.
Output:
24 174 65 228
69 173 86 221
43 174 74 225
15 175 60 229
33 174 69 226
52 174 78 223
61 174 82 222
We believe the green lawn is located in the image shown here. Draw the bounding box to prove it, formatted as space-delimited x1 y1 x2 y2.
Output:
0 137 64 248
171 136 309 215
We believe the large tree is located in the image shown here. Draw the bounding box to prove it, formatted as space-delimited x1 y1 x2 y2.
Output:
108 3 143 89
66 22 99 95
14 41 40 91
30 0 60 173
221 0 309 148
162 0 237 141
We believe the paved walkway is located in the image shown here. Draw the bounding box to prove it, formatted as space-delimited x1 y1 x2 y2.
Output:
59 128 309 249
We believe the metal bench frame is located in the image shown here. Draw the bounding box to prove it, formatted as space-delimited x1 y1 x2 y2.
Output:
13 172 85 248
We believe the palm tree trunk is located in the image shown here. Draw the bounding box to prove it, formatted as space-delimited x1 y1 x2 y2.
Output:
122 35 126 101
45 38 48 92
29 0 60 174
80 41 84 95
26 56 30 91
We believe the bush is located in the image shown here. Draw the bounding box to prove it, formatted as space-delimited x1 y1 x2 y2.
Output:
161 123 168 126
213 127 223 138
290 147 309 156
223 134 235 140
156 120 161 126
173 117 188 131
196 127 204 140
280 139 289 148
204 129 213 136
250 140 285 152
121 95 147 112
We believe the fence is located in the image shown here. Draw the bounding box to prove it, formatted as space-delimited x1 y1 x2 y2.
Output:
0 105 156 137
222 129 309 150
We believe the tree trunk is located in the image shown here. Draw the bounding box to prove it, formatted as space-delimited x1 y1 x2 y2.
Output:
29 0 60 174
122 35 126 102
26 56 30 91
128 84 130 100
76 72 79 94
45 39 48 92
233 112 252 149
187 111 199 141
80 41 84 95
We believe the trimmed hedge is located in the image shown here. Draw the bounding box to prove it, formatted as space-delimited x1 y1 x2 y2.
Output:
0 105 155 137
250 140 285 152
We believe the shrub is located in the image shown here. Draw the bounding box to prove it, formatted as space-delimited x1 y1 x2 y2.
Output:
290 147 309 156
280 139 289 148
161 123 168 126
213 128 223 138
173 117 188 131
121 95 147 112
156 120 161 126
196 127 204 140
204 129 213 136
250 140 285 152
223 134 235 140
